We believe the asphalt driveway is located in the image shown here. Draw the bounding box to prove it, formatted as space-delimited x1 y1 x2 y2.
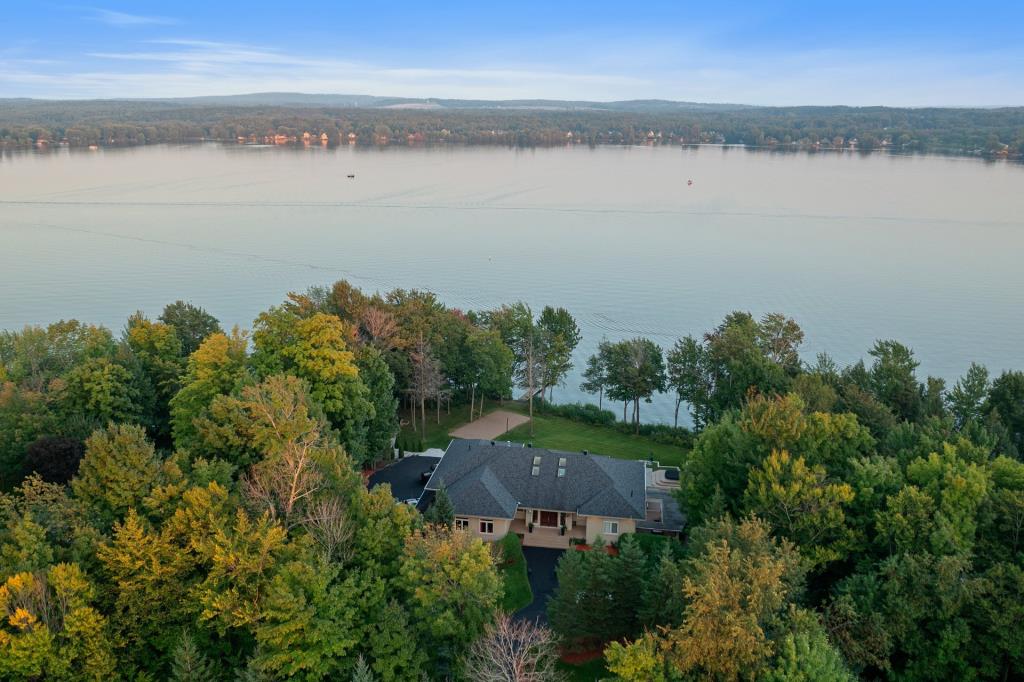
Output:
368 455 436 502
515 547 564 624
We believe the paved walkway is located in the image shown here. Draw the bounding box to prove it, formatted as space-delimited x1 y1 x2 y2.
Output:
449 409 530 440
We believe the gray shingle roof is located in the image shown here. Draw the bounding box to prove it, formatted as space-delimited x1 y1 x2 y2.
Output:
425 440 647 520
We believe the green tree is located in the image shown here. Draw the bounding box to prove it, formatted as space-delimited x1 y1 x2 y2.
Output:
170 630 216 682
251 558 361 681
604 338 666 433
486 302 542 435
97 507 198 663
0 383 53 488
72 423 161 526
170 329 250 450
536 305 581 400
639 545 686 629
986 370 1024 456
579 344 609 409
762 626 856 682
352 485 417 574
659 515 805 681
547 546 588 640
424 485 454 528
252 309 371 461
465 327 513 418
159 300 222 356
58 357 140 427
0 320 116 392
351 656 375 682
605 633 669 682
364 600 425 681
355 346 398 466
399 526 501 669
124 312 185 441
0 564 118 682
868 340 922 422
0 512 54 574
745 450 856 569
666 336 712 429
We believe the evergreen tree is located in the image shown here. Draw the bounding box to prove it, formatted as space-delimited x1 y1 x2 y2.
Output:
351 656 375 682
424 485 454 527
170 630 216 682
640 545 687 629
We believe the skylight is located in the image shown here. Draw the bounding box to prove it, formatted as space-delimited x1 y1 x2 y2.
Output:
531 466 540 476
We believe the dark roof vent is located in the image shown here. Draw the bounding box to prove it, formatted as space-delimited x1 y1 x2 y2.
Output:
490 441 495 446
527 442 533 448
582 449 589 456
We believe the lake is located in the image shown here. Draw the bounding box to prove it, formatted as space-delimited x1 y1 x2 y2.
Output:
2 143 1022 425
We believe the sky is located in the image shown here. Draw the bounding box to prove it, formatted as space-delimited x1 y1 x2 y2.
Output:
2 1 1023 106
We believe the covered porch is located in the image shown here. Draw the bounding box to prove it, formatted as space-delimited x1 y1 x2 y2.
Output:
510 508 586 549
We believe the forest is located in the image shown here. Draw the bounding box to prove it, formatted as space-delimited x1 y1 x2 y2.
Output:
2 98 1024 157
1 281 1023 680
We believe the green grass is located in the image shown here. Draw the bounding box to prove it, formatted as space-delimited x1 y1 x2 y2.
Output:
497 532 533 612
557 658 609 681
496 408 687 467
397 401 502 451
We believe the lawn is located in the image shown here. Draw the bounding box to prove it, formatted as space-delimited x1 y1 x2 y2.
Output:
496 533 532 612
557 658 609 681
497 410 687 468
397 401 504 451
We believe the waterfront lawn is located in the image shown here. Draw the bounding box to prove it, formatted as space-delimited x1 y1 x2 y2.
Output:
398 402 486 450
497 411 687 468
497 533 532 612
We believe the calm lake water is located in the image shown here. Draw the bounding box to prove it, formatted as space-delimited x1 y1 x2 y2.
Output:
2 144 1022 425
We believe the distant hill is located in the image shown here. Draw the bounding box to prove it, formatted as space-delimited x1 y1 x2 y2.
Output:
1 92 751 113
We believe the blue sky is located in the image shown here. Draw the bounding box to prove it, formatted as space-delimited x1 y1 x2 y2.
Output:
2 1 1022 105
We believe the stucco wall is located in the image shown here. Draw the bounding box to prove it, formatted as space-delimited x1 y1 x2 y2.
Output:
584 516 636 544
456 515 511 542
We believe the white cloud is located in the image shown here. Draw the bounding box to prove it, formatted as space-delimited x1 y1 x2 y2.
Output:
2 35 1022 105
90 8 177 26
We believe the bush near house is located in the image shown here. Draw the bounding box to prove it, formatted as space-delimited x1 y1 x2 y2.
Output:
497 532 533 612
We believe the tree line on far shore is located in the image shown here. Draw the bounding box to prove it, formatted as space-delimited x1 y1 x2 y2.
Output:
3 100 1024 157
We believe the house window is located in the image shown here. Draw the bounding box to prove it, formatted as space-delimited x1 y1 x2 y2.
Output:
454 518 468 531
480 520 494 534
603 520 619 535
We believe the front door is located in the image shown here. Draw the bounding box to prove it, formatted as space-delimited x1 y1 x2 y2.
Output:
540 511 558 527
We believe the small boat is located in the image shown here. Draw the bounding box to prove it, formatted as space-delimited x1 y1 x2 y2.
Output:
347 174 355 179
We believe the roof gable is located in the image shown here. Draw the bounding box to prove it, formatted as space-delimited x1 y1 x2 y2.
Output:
427 440 646 520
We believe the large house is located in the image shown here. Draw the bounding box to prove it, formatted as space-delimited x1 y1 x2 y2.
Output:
421 439 680 549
